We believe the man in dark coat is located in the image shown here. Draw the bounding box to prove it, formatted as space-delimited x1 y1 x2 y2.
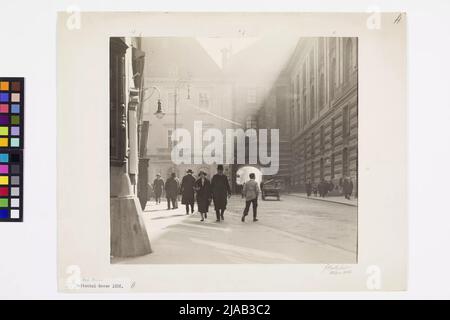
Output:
305 179 312 197
165 172 179 209
210 165 231 222
181 169 196 215
152 174 164 204
194 171 212 222
342 176 354 200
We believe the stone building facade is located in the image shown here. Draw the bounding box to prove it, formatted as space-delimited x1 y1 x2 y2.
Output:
259 37 358 193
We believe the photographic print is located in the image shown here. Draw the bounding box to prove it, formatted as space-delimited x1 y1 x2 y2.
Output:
109 36 358 264
58 12 406 292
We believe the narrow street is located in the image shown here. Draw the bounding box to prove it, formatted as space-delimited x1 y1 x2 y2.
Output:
112 195 357 264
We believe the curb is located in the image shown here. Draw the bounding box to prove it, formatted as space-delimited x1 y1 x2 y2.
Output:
285 194 358 207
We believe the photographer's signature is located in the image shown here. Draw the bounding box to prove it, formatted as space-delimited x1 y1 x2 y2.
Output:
322 264 353 275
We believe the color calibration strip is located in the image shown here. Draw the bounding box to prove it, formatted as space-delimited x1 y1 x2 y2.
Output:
0 78 23 222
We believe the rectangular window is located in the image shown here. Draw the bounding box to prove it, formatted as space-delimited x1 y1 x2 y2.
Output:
329 38 337 100
320 125 325 154
342 105 350 141
309 51 315 121
331 153 335 178
199 92 209 109
331 118 335 149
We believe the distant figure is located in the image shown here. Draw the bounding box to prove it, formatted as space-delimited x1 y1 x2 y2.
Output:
153 174 164 204
305 179 312 197
328 180 335 194
313 183 318 197
194 171 211 222
241 173 261 222
343 176 354 200
318 179 327 198
210 164 231 222
181 169 196 215
165 172 179 209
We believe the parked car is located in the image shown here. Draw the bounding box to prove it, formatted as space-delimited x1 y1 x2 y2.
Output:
261 179 283 201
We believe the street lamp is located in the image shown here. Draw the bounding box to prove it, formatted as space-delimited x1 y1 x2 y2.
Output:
154 99 165 119
142 86 165 120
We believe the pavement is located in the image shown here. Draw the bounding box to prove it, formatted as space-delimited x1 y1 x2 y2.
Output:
112 195 357 264
288 193 358 206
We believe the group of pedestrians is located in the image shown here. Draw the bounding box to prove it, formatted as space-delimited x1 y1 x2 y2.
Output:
304 176 354 199
150 165 260 223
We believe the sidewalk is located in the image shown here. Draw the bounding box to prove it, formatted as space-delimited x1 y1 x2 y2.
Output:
286 193 358 207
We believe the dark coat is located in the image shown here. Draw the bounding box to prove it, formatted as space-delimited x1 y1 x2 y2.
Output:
305 182 312 193
343 179 354 194
164 177 179 198
153 178 164 196
180 174 196 205
210 174 231 210
195 178 211 213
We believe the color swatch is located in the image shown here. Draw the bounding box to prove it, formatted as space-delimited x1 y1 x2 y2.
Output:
0 78 23 222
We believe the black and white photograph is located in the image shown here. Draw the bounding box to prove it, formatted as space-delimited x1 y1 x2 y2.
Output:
110 35 358 264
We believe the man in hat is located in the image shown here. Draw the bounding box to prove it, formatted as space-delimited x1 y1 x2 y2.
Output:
210 164 231 222
181 169 196 215
165 172 179 210
152 173 164 204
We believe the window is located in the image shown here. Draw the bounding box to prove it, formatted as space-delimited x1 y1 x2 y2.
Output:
330 153 335 178
318 38 326 110
342 147 349 177
320 125 325 154
344 38 354 83
302 65 307 126
199 92 209 109
329 38 337 100
331 118 335 149
320 158 324 180
247 88 257 104
291 81 296 133
342 105 350 141
309 51 315 121
246 116 257 129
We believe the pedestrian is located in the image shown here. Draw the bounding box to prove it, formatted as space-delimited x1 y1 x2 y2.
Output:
165 172 179 209
210 164 231 222
328 180 334 195
319 179 327 197
305 179 312 197
194 171 211 222
318 179 323 197
313 183 318 197
152 173 164 204
180 169 196 215
342 176 354 200
241 173 261 222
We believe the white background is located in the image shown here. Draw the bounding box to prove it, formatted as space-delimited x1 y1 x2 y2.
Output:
0 0 449 299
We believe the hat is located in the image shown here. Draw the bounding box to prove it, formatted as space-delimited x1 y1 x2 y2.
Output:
198 171 207 177
156 173 161 176
186 169 193 174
